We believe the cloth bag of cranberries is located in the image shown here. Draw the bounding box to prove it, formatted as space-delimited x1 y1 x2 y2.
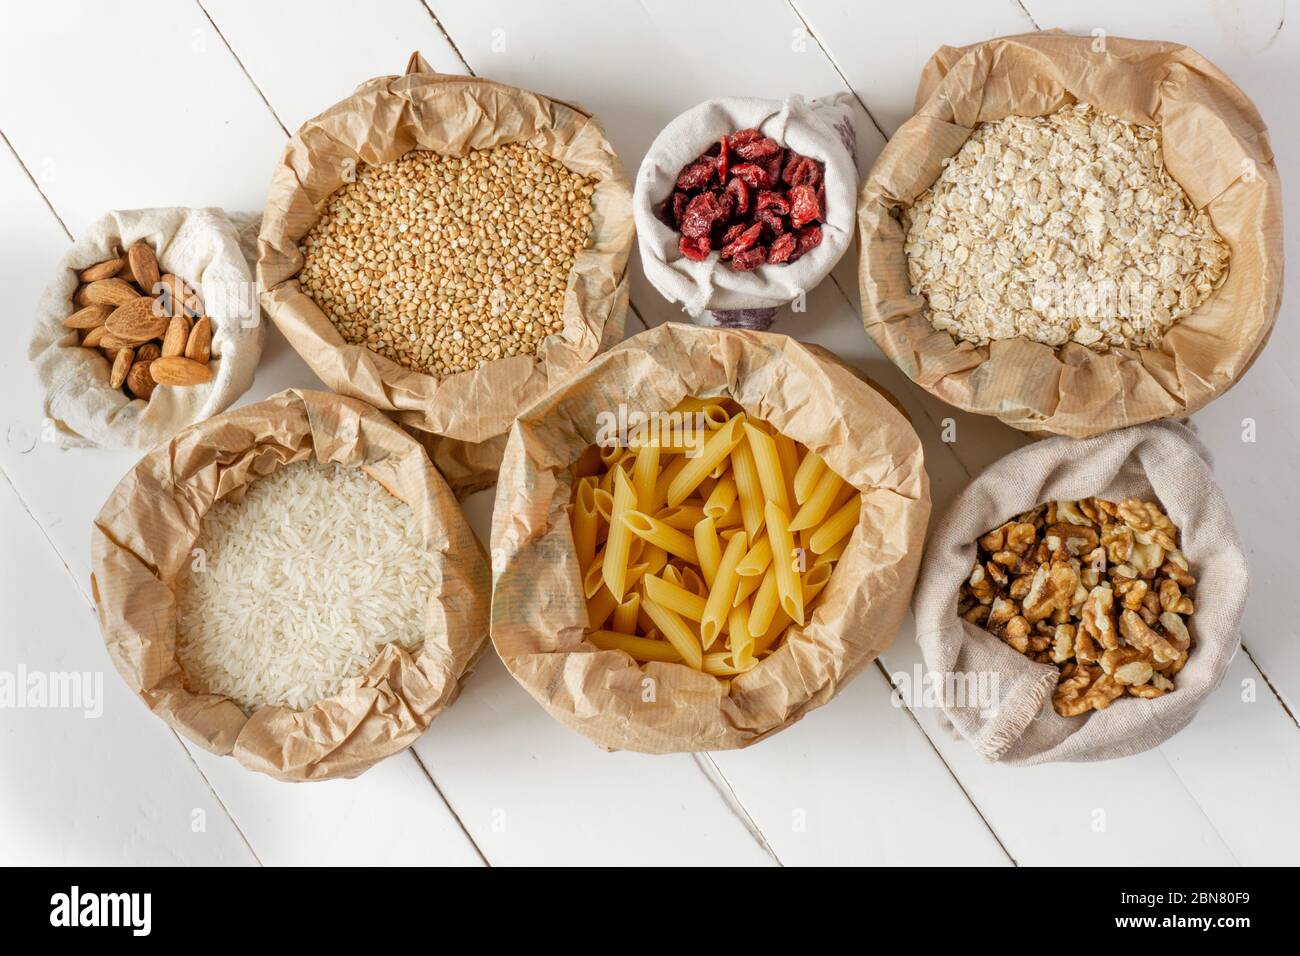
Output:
633 95 858 330
912 422 1248 765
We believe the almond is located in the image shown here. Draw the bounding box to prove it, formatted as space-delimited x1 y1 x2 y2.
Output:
83 277 141 307
161 314 191 357
105 296 168 344
110 347 134 390
126 360 156 399
158 273 201 317
136 342 162 364
150 355 213 386
82 325 109 348
127 241 161 292
98 332 137 351
185 316 212 363
79 255 126 283
63 304 112 330
73 285 94 308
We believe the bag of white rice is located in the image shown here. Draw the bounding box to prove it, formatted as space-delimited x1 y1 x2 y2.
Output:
90 389 491 781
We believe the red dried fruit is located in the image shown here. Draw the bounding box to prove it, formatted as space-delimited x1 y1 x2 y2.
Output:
681 192 723 238
781 151 804 186
720 222 747 246
717 188 735 222
718 135 729 180
724 176 750 216
789 184 820 229
730 128 762 147
804 159 824 188
730 163 769 189
720 222 763 260
676 158 717 191
735 137 781 161
762 149 785 186
792 224 822 260
731 246 768 272
756 208 785 238
767 232 797 264
755 190 790 215
679 234 712 261
671 191 689 225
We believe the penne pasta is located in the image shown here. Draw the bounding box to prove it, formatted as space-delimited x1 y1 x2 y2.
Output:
788 466 844 532
703 474 738 518
765 501 804 626
632 444 661 509
736 534 772 577
650 454 689 513
587 585 618 630
655 504 705 531
642 598 704 670
749 565 780 637
573 477 599 573
728 599 754 670
601 467 637 600
693 516 721 587
701 530 747 648
612 593 641 634
643 573 707 622
773 432 801 512
813 536 849 567
730 435 766 538
793 450 826 505
622 511 699 563
702 652 757 677
666 414 747 507
743 423 792 517
588 630 682 663
809 494 861 554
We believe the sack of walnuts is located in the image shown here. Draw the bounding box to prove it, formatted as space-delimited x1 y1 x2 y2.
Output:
858 33 1283 438
633 94 859 330
29 207 263 450
912 421 1246 764
490 323 930 753
257 52 635 490
90 389 491 781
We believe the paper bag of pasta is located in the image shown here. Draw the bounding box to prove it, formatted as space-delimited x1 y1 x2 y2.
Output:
858 33 1283 438
257 52 635 494
490 323 930 753
29 207 263 450
912 422 1246 764
633 95 859 331
90 389 491 781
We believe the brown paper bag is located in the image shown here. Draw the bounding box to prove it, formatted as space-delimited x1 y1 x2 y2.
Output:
257 52 635 466
90 389 491 781
858 33 1283 438
490 323 931 753
912 422 1246 763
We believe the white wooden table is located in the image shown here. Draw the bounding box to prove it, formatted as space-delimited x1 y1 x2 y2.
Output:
1 0 1296 867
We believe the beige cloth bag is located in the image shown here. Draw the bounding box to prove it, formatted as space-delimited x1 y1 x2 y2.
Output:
29 207 263 450
858 33 1283 438
912 421 1246 764
90 389 491 781
491 323 931 753
257 53 635 454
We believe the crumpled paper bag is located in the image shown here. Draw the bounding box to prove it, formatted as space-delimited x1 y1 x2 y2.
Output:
490 322 930 753
634 95 858 329
90 389 491 781
912 421 1246 764
29 207 263 450
858 33 1283 438
257 52 635 459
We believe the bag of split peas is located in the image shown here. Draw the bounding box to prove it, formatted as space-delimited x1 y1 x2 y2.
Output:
858 33 1283 438
257 53 634 490
912 422 1247 764
489 323 930 753
89 389 491 781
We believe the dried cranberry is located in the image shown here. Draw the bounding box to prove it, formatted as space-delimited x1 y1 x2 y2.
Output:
767 232 797 264
670 191 689 225
735 137 781 161
720 222 763 260
724 176 750 216
718 135 729 180
792 224 822 260
804 159 824 188
720 222 747 246
731 246 768 272
730 163 769 189
789 184 820 229
755 190 790 215
717 188 735 222
681 192 723 238
676 158 716 191
730 128 762 147
679 234 712 261
756 207 785 238
781 151 804 186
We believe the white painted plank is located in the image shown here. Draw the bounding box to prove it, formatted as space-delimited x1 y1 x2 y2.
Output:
0 471 257 866
0 0 288 235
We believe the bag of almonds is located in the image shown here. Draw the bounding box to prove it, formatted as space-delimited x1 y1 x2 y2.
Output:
90 389 491 781
858 33 1283 438
257 52 634 479
28 207 263 450
490 323 930 753
912 422 1246 764
634 95 859 330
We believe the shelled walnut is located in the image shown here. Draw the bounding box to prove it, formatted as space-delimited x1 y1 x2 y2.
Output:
958 497 1195 717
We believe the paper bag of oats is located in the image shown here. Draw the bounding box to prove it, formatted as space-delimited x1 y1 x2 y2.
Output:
634 95 859 330
858 33 1283 438
29 207 263 450
913 422 1246 764
257 52 634 463
490 323 930 753
90 389 491 781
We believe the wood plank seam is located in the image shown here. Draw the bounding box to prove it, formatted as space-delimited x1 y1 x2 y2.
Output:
194 0 290 136
692 753 785 865
409 750 491 866
785 0 889 140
